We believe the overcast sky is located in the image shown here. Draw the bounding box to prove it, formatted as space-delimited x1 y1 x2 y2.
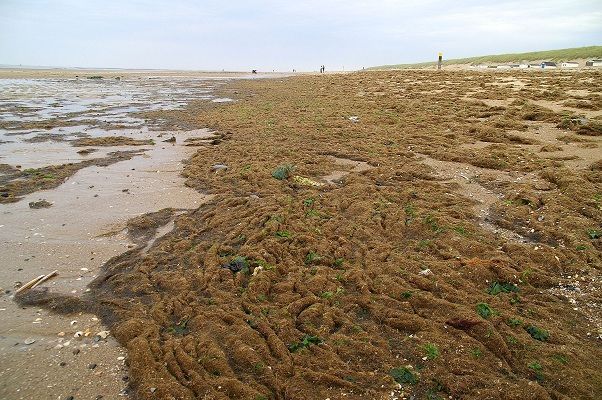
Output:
0 0 600 71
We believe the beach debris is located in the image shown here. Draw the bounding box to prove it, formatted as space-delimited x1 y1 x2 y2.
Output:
163 136 176 143
272 164 294 180
28 199 52 209
221 256 249 273
252 266 264 276
74 331 84 338
293 175 324 187
418 269 433 276
95 330 110 340
211 164 228 172
14 275 45 295
24 338 36 345
30 270 58 289
70 320 77 326
14 270 58 295
348 116 360 123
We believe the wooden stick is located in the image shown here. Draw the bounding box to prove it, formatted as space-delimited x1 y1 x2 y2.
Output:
31 270 59 289
15 275 45 295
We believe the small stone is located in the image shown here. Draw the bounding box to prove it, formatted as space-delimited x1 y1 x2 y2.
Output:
65 396 74 400
72 349 80 355
88 363 97 370
74 331 83 338
60 361 67 367
150 387 157 393
117 356 125 361
211 164 228 172
24 338 36 345
58 331 65 337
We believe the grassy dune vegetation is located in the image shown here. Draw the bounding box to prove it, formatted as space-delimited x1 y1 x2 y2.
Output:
371 46 602 69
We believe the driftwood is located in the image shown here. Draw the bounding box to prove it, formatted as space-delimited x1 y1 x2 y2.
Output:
15 270 59 295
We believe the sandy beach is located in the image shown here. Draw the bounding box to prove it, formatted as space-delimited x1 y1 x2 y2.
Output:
1 68 601 399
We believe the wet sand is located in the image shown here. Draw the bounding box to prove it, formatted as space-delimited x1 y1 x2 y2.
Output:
0 71 225 399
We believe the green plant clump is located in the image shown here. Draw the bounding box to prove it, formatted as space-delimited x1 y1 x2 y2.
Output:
167 318 189 335
528 361 544 382
275 230 293 238
476 302 495 319
525 325 549 341
587 229 601 239
272 164 294 180
389 367 418 385
424 343 440 360
305 251 321 264
487 281 519 295
288 335 323 352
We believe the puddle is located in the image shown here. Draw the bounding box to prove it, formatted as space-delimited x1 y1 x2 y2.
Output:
0 125 212 170
0 77 229 126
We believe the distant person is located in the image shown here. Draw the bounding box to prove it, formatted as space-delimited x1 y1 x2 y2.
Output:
252 69 257 74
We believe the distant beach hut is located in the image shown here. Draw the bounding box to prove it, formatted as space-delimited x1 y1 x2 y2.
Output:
540 61 557 69
585 60 602 67
560 62 579 68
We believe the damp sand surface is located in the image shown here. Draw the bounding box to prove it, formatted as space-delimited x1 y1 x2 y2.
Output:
0 129 211 400
0 71 224 399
